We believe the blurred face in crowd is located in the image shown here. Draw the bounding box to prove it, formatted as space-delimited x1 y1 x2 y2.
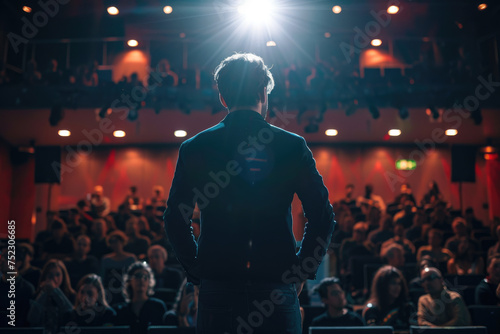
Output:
130 269 150 296
388 248 405 268
421 268 443 296
394 224 405 238
47 266 63 288
488 258 500 283
322 283 346 310
429 230 442 248
108 236 124 252
388 277 402 301
76 236 91 256
353 227 367 243
453 220 467 236
148 249 166 272
77 283 99 310
126 219 138 235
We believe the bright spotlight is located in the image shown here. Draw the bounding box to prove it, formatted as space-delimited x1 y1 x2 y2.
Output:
113 130 126 138
127 40 138 47
325 129 338 136
388 129 401 137
445 129 458 136
266 40 276 47
478 3 487 11
163 5 173 14
238 0 274 23
58 130 71 137
174 130 187 138
22 6 32 13
371 39 382 46
387 5 399 14
107 6 119 15
332 5 342 14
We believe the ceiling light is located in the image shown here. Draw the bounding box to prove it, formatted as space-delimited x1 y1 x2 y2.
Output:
371 39 382 47
22 6 32 13
388 129 401 136
387 5 399 14
332 6 342 14
174 130 187 138
163 5 173 14
58 130 71 137
107 6 119 15
325 129 338 136
478 3 487 11
113 130 126 138
445 129 458 136
127 39 138 47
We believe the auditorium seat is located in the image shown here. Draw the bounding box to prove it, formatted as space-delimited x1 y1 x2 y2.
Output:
468 305 500 334
148 326 196 333
309 326 393 334
410 326 487 334
61 326 130 334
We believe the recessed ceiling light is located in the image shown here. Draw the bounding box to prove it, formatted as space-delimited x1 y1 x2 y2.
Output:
445 129 458 136
107 6 119 15
127 39 138 47
388 129 401 136
163 6 173 14
174 130 187 138
387 5 399 14
371 39 382 47
332 6 342 14
113 130 126 137
58 130 71 137
325 129 338 136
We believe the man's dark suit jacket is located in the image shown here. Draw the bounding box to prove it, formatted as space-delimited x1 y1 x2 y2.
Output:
164 109 335 284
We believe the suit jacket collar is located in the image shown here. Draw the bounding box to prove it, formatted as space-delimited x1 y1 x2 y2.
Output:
221 109 267 125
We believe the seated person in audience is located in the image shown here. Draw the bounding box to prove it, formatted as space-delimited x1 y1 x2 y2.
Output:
148 245 183 291
409 256 439 290
0 243 35 327
406 209 427 243
381 221 416 261
338 183 358 212
417 267 471 326
363 265 415 329
103 215 118 234
147 185 167 209
35 210 59 253
100 230 137 304
138 216 156 241
447 236 484 275
122 185 144 211
66 274 116 326
465 207 484 230
367 206 382 234
28 259 76 333
90 185 111 218
429 201 452 232
114 262 167 333
17 242 42 288
339 222 374 275
487 225 500 258
144 204 163 235
393 183 417 207
368 216 394 250
65 235 100 288
393 200 416 229
356 184 386 213
42 219 76 260
124 217 151 259
89 218 112 259
416 228 453 265
421 181 444 209
65 208 88 238
113 204 132 232
311 277 365 327
381 243 405 269
163 279 198 327
475 254 500 305
445 217 479 255
76 199 94 231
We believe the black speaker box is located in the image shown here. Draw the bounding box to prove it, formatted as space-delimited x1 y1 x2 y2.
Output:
451 145 476 182
35 146 61 184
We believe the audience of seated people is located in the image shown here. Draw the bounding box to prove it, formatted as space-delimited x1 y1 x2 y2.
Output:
7 180 500 333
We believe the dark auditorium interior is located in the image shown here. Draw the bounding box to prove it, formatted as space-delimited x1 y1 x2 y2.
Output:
1 0 500 333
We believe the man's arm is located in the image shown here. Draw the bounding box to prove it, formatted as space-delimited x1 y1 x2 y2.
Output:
163 143 199 284
440 296 471 326
295 138 335 280
417 296 436 327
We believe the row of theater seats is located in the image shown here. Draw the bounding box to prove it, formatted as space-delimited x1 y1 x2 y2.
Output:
301 306 500 334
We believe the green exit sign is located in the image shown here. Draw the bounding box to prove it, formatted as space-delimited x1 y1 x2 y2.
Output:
396 159 417 170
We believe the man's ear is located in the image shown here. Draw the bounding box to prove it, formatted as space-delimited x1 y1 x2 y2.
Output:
219 94 228 108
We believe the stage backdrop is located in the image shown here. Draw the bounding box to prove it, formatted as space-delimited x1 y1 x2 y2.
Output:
28 144 492 241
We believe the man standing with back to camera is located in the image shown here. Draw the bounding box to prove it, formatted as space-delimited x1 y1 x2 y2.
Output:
164 53 335 333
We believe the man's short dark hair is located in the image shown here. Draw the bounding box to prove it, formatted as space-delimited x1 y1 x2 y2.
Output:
213 53 274 109
314 277 341 299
